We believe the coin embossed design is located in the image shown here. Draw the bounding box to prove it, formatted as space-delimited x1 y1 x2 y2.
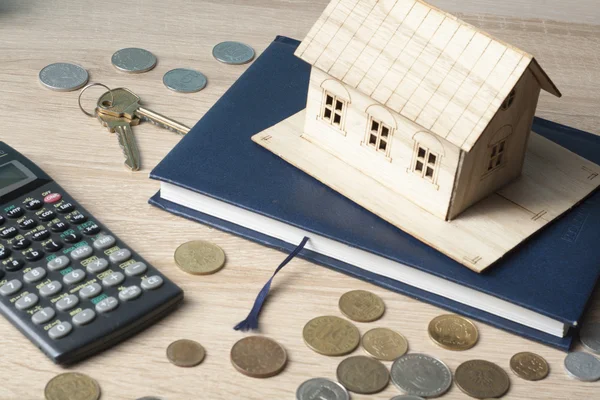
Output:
296 377 349 400
579 322 600 354
336 355 389 394
174 240 225 275
39 63 89 92
212 41 255 65
111 48 157 73
338 290 385 322
390 353 452 398
163 68 207 93
564 351 600 381
230 336 287 378
166 339 205 367
509 352 549 381
45 372 100 400
303 316 360 356
455 359 510 398
428 314 478 351
362 327 408 361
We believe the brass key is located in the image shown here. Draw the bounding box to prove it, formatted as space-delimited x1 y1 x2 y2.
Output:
96 112 142 171
96 87 190 135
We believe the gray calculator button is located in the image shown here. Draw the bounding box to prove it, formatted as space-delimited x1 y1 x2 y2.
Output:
102 272 125 287
15 293 39 310
118 285 142 302
93 235 115 250
79 283 102 300
39 281 62 297
86 258 109 274
32 307 55 325
0 279 22 296
23 267 47 283
63 269 86 285
48 321 72 340
141 275 163 291
72 308 96 326
70 245 93 261
47 255 70 271
56 294 79 311
125 262 147 277
109 248 131 264
95 296 119 314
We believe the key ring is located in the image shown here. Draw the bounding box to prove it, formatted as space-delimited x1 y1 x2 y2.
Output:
78 83 114 118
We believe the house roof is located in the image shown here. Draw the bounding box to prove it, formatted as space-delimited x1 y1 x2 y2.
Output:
295 0 561 152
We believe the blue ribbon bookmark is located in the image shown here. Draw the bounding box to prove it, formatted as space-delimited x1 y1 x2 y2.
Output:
234 236 310 331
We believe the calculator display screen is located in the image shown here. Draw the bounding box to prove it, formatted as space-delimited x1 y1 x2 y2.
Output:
0 163 29 188
0 161 38 199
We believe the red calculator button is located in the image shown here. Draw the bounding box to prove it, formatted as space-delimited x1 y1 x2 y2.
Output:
44 193 62 204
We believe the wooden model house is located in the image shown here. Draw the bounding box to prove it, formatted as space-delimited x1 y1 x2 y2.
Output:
254 0 600 271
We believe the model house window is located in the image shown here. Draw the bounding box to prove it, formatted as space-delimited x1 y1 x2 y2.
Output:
365 117 393 156
321 91 346 129
487 139 506 172
501 88 516 110
413 144 439 182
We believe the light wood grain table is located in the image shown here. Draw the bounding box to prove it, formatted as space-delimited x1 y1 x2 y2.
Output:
1 1 599 399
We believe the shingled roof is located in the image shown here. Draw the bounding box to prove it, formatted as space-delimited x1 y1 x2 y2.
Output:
295 0 561 152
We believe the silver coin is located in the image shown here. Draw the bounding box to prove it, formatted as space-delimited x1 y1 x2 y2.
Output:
39 63 88 92
564 351 600 381
163 68 207 93
212 41 255 65
296 377 349 400
390 396 426 400
391 353 452 398
580 322 600 354
111 48 157 73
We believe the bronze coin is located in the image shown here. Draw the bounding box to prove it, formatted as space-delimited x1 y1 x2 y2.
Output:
45 372 100 400
338 290 385 322
166 339 206 367
336 355 389 394
174 240 225 275
230 336 287 378
428 314 479 351
510 352 549 381
362 327 408 361
455 359 510 398
303 315 360 356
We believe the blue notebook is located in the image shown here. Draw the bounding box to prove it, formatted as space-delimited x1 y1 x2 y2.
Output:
150 36 600 350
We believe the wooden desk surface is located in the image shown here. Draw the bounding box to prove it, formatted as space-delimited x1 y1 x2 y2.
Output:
1 1 599 399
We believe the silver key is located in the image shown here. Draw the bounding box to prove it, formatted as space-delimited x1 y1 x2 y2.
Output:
96 113 141 171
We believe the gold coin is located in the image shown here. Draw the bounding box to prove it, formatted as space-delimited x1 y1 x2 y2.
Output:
45 372 100 400
510 352 549 381
336 355 389 394
338 290 385 322
303 315 360 356
362 327 408 361
230 336 287 378
428 314 478 351
455 359 510 398
174 240 225 275
166 339 206 367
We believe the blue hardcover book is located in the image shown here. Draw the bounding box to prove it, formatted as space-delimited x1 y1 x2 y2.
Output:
149 36 600 350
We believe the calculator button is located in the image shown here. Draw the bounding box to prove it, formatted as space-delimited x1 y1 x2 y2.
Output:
32 229 50 241
44 193 62 204
102 272 125 288
5 259 25 272
24 199 43 211
23 267 47 283
15 293 39 310
118 286 142 302
63 232 82 244
83 223 101 236
0 226 18 239
56 202 74 213
0 215 4 226
47 255 70 271
48 321 72 340
50 221 69 233
72 309 96 326
125 262 147 277
43 240 63 253
93 235 116 250
109 249 131 264
24 249 44 262
39 281 62 298
68 213 87 225
86 258 108 274
32 307 55 325
18 218 37 230
70 245 93 261
63 269 86 285
6 207 24 219
95 297 119 314
0 279 22 296
0 246 10 260
79 283 102 300
12 237 30 250
55 294 79 311
38 209 56 221
141 276 164 291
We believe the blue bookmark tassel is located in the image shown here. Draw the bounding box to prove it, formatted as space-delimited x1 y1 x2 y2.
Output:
234 236 310 331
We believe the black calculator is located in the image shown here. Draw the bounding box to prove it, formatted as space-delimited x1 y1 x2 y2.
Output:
0 142 183 364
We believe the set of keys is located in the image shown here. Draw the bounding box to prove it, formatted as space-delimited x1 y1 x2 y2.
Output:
79 84 191 171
